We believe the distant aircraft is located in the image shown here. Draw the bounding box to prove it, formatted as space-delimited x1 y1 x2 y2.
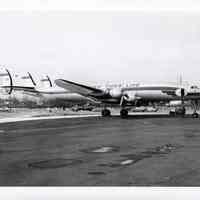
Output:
55 79 200 118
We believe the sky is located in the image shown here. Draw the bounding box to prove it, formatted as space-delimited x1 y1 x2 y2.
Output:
0 1 200 86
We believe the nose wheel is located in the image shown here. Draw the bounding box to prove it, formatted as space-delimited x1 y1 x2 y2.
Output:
192 112 199 118
178 107 186 117
190 100 200 118
101 109 111 117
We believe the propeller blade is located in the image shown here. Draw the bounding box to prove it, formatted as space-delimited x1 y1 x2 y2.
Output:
181 88 185 106
120 95 124 106
120 94 129 106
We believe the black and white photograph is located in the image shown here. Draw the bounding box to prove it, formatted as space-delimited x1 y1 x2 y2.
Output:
1 0 200 198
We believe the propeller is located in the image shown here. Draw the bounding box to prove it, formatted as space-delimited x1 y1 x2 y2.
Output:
0 68 13 95
180 88 185 108
177 74 187 110
120 94 129 106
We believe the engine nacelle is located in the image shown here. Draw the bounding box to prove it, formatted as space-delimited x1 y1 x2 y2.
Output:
175 88 188 97
123 91 137 102
169 100 182 106
109 87 123 98
168 100 190 107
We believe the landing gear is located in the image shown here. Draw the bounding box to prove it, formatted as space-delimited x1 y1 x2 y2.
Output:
169 110 175 117
192 112 199 118
169 107 186 117
101 109 111 117
177 107 186 117
120 109 128 118
191 100 199 118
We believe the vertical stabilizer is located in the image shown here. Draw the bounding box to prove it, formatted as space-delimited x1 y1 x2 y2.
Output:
19 72 37 87
40 75 53 88
0 68 13 94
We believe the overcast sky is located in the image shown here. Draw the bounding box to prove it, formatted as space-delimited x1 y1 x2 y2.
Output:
1 1 200 85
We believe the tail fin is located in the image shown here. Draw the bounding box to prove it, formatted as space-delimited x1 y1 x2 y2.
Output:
27 72 37 86
20 72 37 87
0 68 13 94
40 75 53 88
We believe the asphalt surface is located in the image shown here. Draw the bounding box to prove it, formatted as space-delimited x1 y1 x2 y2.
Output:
1 114 200 186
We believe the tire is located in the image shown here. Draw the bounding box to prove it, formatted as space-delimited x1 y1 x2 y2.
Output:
101 109 111 117
169 111 175 116
120 109 128 118
175 107 186 116
192 113 199 118
181 107 186 116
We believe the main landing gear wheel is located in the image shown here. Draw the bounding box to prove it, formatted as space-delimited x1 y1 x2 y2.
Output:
179 107 186 117
169 111 175 117
120 109 128 118
101 109 111 117
169 107 186 117
192 112 199 118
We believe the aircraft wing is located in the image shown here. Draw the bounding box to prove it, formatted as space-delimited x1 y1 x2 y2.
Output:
55 79 104 97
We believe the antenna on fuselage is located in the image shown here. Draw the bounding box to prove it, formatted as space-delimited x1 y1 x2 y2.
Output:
180 74 183 87
177 73 182 87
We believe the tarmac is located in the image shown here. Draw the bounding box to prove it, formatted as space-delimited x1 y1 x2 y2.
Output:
0 111 200 186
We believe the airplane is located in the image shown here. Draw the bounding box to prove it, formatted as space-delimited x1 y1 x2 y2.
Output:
0 68 94 107
55 79 200 118
1 67 200 118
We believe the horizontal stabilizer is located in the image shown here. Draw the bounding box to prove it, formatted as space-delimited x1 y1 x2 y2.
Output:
2 85 38 93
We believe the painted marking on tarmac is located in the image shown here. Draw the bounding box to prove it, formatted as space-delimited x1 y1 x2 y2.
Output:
82 146 120 153
0 114 100 124
28 158 83 169
97 144 181 168
120 159 134 166
0 111 169 124
92 147 115 153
